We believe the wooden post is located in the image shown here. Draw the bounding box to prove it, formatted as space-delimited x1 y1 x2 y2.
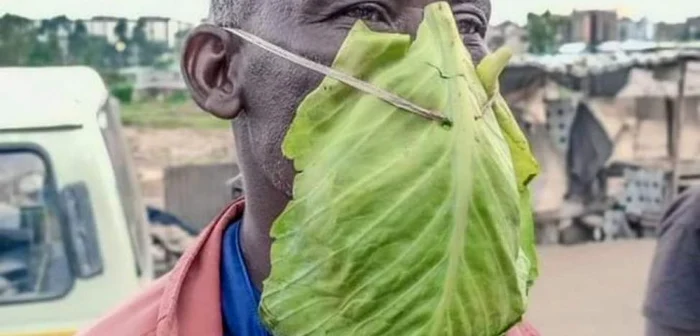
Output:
670 60 687 199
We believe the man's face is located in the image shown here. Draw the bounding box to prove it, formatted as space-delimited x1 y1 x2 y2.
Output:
190 0 491 197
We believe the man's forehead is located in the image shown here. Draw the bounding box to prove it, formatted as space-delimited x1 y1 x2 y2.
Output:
298 0 491 12
407 0 490 9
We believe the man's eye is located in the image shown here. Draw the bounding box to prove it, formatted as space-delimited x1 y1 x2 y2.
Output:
343 3 389 23
457 18 484 36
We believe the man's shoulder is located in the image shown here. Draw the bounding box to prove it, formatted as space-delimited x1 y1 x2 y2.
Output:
79 200 245 336
77 275 169 336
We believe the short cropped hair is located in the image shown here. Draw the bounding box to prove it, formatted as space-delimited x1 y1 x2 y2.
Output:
208 0 259 27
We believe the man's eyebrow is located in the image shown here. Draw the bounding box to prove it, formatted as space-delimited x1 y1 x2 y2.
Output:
298 0 340 16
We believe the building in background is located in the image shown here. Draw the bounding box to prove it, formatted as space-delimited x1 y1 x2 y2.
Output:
655 22 686 41
570 10 618 45
85 16 123 44
134 17 194 48
140 17 170 44
552 14 573 44
85 16 193 48
486 21 529 54
618 17 655 41
686 16 700 40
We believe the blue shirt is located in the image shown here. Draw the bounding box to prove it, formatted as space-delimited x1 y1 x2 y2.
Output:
221 220 272 336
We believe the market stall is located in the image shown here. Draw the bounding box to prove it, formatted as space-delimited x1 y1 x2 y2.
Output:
500 48 700 244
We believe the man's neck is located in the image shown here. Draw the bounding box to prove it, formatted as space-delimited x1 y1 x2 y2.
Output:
238 168 290 291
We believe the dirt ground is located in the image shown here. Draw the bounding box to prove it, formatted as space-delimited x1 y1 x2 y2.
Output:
124 127 236 207
528 239 657 336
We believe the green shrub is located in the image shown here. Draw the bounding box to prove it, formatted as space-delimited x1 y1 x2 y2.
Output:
111 83 134 103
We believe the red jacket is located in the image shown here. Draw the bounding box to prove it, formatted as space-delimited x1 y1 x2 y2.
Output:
78 200 539 336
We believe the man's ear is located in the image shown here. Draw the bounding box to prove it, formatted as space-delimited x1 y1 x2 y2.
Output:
181 25 243 119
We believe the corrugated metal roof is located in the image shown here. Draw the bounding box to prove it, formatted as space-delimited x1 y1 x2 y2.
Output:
508 48 700 77
0 66 108 130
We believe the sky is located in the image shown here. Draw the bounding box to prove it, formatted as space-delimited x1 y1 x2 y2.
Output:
2 0 700 25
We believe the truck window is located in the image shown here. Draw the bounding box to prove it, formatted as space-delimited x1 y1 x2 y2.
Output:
97 101 150 277
0 150 73 303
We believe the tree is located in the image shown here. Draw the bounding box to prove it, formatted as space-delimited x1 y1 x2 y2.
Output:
27 36 61 65
0 14 175 68
0 14 37 66
68 20 90 63
69 20 115 68
130 19 168 66
114 18 129 43
131 19 148 66
38 16 70 35
31 16 72 65
113 18 131 67
526 11 563 54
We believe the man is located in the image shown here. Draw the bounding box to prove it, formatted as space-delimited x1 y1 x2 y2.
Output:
644 187 700 336
79 0 538 335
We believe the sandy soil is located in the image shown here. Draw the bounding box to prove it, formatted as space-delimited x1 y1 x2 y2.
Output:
528 239 657 336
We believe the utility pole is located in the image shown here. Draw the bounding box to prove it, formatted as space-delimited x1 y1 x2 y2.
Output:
669 60 687 199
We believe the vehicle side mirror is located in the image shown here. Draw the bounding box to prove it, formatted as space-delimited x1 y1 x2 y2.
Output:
60 182 103 278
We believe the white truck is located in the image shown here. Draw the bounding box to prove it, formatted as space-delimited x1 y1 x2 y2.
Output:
0 67 154 335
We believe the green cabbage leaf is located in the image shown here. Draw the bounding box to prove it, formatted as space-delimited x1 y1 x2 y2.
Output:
260 3 540 335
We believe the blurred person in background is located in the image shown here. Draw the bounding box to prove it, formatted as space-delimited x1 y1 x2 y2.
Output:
78 1 539 335
644 187 700 336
